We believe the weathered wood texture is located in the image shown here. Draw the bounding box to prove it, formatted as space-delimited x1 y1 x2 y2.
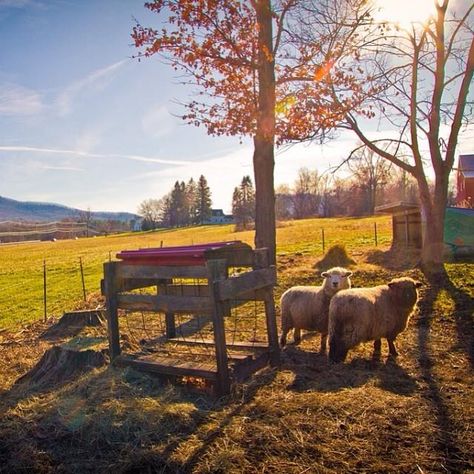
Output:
207 259 231 396
217 267 276 301
103 262 121 359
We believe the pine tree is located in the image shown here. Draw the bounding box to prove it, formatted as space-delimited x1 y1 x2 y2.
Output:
195 175 212 224
232 176 255 230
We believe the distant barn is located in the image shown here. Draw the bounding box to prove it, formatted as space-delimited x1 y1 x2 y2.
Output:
456 154 474 208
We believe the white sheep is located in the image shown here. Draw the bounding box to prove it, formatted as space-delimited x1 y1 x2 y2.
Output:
280 267 353 352
328 277 422 362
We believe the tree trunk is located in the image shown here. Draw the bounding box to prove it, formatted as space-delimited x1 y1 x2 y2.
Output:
418 172 449 274
253 137 276 264
253 0 276 265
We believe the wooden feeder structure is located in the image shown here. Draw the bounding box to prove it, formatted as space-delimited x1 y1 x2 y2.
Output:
375 201 423 248
101 241 279 395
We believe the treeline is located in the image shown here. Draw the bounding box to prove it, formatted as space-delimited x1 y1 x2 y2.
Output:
138 175 212 230
274 146 456 220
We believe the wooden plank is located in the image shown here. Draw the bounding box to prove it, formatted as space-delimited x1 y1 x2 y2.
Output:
103 262 121 360
115 355 217 381
168 338 269 350
232 352 270 382
118 264 208 280
217 267 276 301
205 244 255 267
117 294 212 314
263 286 281 366
159 284 209 297
207 259 231 396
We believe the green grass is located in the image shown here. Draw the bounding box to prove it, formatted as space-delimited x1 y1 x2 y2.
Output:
0 216 391 329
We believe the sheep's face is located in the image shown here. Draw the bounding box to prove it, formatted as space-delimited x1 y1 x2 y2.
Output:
321 267 352 294
388 278 422 308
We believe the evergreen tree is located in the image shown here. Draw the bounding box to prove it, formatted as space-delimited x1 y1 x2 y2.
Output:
195 175 212 224
185 178 198 225
232 176 255 230
170 181 187 227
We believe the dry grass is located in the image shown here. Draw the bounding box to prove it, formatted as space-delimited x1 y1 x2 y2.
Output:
0 231 473 473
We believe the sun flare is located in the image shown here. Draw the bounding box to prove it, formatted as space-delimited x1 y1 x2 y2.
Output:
375 0 436 28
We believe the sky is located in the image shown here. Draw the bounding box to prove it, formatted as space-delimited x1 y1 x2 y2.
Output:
0 0 472 215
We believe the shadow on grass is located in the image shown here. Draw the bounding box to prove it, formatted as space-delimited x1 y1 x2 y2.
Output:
416 268 473 473
281 345 417 396
0 361 277 473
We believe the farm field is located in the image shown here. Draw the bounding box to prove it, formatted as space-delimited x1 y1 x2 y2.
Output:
0 216 392 329
0 216 473 473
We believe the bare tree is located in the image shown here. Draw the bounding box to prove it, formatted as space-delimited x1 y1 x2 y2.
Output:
291 0 474 271
346 145 393 214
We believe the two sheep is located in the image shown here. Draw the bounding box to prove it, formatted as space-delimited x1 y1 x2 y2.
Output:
328 277 422 362
280 266 352 353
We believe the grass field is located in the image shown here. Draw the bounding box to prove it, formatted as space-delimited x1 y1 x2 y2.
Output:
0 216 392 329
0 216 472 473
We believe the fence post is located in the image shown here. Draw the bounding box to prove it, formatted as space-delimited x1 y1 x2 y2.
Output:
43 260 47 322
322 229 325 253
79 257 87 301
374 222 378 247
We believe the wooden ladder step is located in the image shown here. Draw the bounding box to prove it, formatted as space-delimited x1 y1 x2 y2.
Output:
167 338 269 351
115 355 217 381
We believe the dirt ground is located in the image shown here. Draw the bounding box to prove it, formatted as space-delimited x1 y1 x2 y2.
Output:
0 250 473 473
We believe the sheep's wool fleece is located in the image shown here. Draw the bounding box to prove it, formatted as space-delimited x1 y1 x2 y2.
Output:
329 278 419 346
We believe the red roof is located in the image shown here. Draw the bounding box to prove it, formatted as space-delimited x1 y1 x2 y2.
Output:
116 241 244 266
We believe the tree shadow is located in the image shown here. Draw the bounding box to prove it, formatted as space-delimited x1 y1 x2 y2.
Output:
416 268 473 473
0 360 277 473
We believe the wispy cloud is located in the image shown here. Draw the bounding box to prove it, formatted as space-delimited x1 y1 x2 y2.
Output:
55 59 129 115
141 105 176 138
0 145 195 166
39 165 84 172
0 83 43 115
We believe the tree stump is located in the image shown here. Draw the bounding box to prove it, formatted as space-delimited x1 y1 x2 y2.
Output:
41 310 105 339
15 346 107 388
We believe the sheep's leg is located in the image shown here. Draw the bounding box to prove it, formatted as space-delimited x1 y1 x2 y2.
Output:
387 338 398 357
280 326 289 347
373 339 381 354
372 339 382 360
320 333 327 354
293 328 301 345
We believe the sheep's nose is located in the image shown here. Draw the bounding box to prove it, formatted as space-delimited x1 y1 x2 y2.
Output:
332 282 338 288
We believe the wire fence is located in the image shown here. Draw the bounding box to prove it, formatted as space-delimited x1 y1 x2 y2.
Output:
0 218 393 330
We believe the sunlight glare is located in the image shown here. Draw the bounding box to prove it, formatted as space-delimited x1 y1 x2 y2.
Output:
375 0 436 28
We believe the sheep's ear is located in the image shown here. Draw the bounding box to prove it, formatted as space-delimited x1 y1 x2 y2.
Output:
345 271 353 277
415 281 423 288
321 272 328 278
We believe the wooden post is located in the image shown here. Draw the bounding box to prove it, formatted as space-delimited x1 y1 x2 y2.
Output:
103 261 121 359
79 257 86 301
404 213 409 247
322 228 326 253
43 260 47 322
207 259 231 396
374 222 378 247
254 249 280 366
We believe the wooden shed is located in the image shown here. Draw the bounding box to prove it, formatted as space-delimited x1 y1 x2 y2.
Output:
101 241 279 396
375 201 423 248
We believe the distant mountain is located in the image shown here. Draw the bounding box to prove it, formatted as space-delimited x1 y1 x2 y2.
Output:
0 196 139 223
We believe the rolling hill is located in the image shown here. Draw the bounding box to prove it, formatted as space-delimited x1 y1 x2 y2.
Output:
0 195 138 222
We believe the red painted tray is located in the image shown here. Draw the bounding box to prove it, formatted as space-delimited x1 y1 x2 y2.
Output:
116 241 245 266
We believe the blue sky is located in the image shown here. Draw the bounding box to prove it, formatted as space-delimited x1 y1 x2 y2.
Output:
0 0 472 214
